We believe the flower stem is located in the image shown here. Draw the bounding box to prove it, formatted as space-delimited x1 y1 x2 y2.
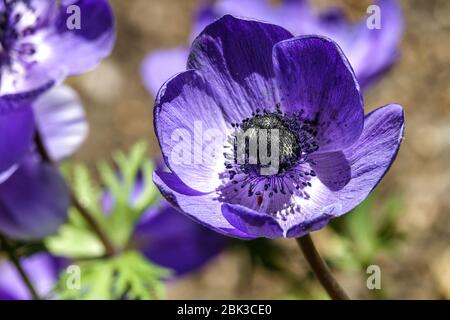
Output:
296 234 350 300
0 235 40 300
34 131 116 257
70 190 116 257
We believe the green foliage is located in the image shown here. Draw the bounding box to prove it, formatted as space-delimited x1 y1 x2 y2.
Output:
46 141 167 299
239 238 288 273
47 141 159 258
282 288 330 300
55 251 170 300
328 192 403 270
256 193 404 300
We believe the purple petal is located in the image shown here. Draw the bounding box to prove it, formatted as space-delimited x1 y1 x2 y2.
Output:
0 155 69 240
287 104 405 237
222 204 283 238
0 253 59 300
133 202 229 275
42 0 115 76
352 0 403 88
0 81 58 175
0 0 114 95
311 1 403 89
0 100 35 175
286 214 335 238
154 70 227 192
153 170 254 240
273 36 364 152
188 15 293 123
33 85 88 161
0 166 19 185
141 47 189 97
0 66 63 97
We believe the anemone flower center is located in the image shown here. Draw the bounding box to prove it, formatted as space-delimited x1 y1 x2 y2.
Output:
217 106 320 218
236 111 301 175
0 4 39 74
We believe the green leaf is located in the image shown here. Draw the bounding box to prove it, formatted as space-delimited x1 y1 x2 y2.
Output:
47 141 161 260
72 164 104 220
133 159 158 218
327 192 404 270
113 141 148 195
54 251 170 300
113 251 170 300
56 260 115 300
345 196 377 263
46 212 105 259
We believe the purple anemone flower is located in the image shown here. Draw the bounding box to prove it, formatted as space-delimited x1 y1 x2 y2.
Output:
141 0 402 95
0 0 112 176
0 0 115 95
0 253 60 300
152 16 405 239
0 85 87 240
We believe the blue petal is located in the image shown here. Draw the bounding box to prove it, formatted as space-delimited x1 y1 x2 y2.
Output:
0 103 34 175
133 202 229 276
222 203 283 238
153 170 254 239
0 253 60 300
0 155 69 240
33 85 88 161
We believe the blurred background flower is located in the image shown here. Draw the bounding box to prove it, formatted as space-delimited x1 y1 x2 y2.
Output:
0 0 115 95
0 83 90 241
0 252 61 300
132 201 229 276
141 0 403 95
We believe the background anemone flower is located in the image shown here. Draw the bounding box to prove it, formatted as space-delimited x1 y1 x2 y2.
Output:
132 201 230 276
153 16 405 239
0 0 115 95
0 153 69 240
0 253 60 300
0 85 87 240
141 0 402 96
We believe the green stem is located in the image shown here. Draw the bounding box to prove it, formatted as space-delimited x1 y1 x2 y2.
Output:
296 234 350 300
0 235 40 300
34 131 116 257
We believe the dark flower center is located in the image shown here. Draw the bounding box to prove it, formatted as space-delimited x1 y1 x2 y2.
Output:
238 112 301 174
0 3 39 73
217 106 320 218
228 106 319 176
